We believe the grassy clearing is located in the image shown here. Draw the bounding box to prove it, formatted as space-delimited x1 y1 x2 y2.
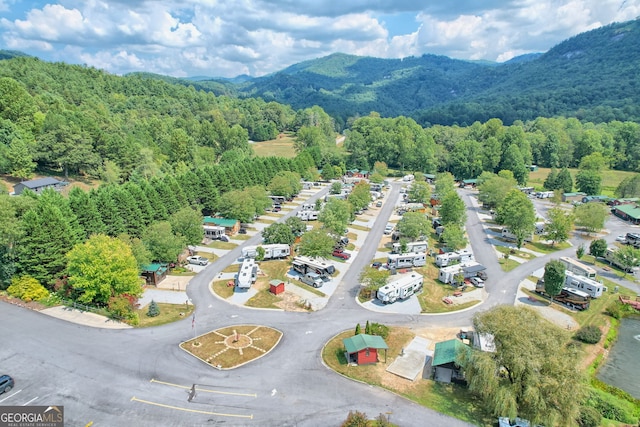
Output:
231 234 252 241
207 240 237 250
136 303 194 327
211 279 235 299
497 256 521 272
289 280 327 297
412 264 482 313
221 263 240 273
350 224 370 232
255 218 276 224
245 288 281 309
169 266 196 276
528 167 635 196
526 240 572 254
252 135 297 158
322 328 492 426
495 245 537 260
181 325 283 369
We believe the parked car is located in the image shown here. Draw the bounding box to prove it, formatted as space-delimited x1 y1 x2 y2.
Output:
0 375 14 394
332 249 351 260
384 223 394 234
238 228 247 234
273 205 282 212
186 255 209 266
470 277 485 288
371 261 382 269
219 235 230 242
376 201 383 207
616 235 627 242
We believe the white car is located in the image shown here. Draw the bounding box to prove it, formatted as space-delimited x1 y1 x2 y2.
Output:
384 224 394 234
186 256 209 266
616 235 627 243
470 277 485 288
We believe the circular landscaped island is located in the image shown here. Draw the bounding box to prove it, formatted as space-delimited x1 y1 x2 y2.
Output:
180 325 283 369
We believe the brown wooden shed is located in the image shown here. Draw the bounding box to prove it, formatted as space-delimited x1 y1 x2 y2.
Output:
269 279 285 295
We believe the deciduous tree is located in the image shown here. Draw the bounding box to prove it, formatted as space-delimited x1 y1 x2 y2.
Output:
262 223 295 245
589 239 607 258
439 191 466 227
142 221 186 263
495 189 536 248
396 212 430 240
574 203 608 233
65 234 142 306
459 306 584 427
298 228 334 258
543 260 565 302
169 207 204 246
546 207 574 246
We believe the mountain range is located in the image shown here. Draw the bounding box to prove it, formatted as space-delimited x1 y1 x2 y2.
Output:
185 18 640 127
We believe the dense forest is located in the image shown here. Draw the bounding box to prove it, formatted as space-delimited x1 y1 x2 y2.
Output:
1 35 640 317
180 18 640 128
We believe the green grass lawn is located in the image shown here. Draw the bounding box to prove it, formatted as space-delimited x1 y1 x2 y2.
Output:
206 240 238 250
252 135 297 158
528 167 635 196
526 240 572 254
136 303 194 327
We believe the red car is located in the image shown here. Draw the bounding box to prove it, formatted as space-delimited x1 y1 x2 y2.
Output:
332 250 351 260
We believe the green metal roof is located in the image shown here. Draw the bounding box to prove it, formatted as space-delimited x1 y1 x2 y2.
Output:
269 279 284 286
343 334 388 354
142 263 167 273
203 216 238 227
563 192 586 197
432 339 469 366
614 203 640 220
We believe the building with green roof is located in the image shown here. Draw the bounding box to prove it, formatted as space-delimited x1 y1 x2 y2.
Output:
141 263 168 286
203 216 240 234
342 334 388 365
612 203 640 224
431 339 470 384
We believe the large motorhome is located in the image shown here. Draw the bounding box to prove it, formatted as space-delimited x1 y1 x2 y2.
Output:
438 261 486 284
564 271 604 298
391 240 428 254
604 247 639 272
559 256 597 279
241 244 290 260
376 273 423 304
501 228 533 243
625 232 640 248
435 249 474 267
203 225 226 240
292 256 335 278
235 258 258 289
387 252 427 269
296 210 320 221
535 280 591 310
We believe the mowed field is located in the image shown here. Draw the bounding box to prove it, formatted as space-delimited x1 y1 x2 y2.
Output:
252 134 297 158
528 167 636 196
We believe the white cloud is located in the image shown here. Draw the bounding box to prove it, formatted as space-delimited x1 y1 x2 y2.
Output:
0 0 637 76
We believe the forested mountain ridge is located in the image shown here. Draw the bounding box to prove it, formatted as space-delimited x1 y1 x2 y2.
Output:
206 18 640 127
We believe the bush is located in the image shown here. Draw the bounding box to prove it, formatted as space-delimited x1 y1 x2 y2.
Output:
605 301 623 319
585 389 637 424
577 406 601 427
7 275 49 302
147 300 160 317
574 325 602 344
369 322 389 339
108 295 139 325
340 410 368 427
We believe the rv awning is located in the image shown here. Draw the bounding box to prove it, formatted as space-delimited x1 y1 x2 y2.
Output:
462 264 486 274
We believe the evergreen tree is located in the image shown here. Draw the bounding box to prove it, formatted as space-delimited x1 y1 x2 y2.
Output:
16 202 82 288
147 300 160 317
68 186 106 238
139 179 168 221
93 187 125 237
152 177 180 215
543 168 558 190
556 168 573 193
111 185 145 238
194 168 219 214
355 323 361 335
122 182 155 226
365 320 371 334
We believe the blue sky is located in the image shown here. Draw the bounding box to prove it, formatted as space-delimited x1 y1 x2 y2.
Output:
0 0 638 78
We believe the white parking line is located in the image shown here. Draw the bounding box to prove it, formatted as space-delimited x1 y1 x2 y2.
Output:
0 389 22 403
22 396 39 406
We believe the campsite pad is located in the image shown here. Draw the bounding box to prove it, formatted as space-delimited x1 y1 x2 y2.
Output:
386 336 432 381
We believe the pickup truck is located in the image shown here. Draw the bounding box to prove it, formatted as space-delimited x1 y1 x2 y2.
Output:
299 272 323 288
186 256 208 266
332 249 351 260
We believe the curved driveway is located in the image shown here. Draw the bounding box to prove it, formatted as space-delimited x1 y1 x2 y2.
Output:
1 184 637 427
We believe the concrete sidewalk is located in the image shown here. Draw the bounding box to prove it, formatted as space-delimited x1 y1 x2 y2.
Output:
40 306 132 329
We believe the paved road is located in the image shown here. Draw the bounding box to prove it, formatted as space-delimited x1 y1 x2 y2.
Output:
1 183 637 427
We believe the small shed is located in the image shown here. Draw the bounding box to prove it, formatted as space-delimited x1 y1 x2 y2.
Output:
343 334 388 365
459 179 477 188
14 177 64 195
141 263 168 286
269 279 285 295
431 339 469 384
203 217 240 235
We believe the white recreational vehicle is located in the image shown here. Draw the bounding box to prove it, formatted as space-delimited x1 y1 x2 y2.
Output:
387 252 427 269
235 258 258 289
296 210 320 221
391 240 428 254
292 256 335 278
604 247 639 273
241 244 290 260
376 272 423 304
438 261 486 284
559 256 597 279
564 271 604 298
203 225 226 240
501 228 533 243
435 249 474 267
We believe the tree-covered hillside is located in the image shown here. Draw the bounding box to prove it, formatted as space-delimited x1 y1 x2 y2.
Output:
196 18 640 127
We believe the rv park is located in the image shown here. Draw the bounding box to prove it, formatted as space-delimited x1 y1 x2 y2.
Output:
3 172 640 427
